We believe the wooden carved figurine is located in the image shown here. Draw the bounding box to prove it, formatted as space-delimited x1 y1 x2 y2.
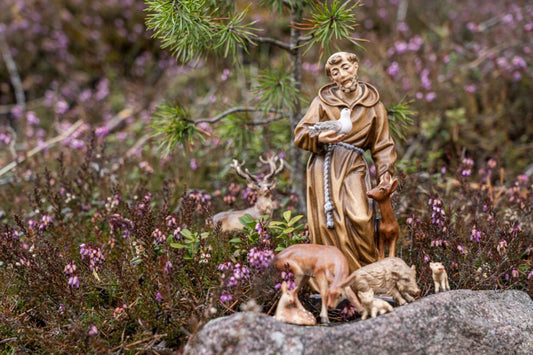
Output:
273 244 363 324
212 155 283 231
294 51 397 272
367 176 400 260
430 262 450 293
357 289 393 320
274 281 316 326
341 257 420 306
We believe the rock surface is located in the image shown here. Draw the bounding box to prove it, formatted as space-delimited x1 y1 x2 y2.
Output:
185 290 533 354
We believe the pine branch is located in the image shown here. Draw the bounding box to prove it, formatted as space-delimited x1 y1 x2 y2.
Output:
194 106 283 124
255 36 291 51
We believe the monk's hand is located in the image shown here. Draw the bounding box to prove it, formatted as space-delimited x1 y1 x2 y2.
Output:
318 130 346 144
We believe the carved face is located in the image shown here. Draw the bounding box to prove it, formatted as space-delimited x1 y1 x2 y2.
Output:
328 54 359 92
396 267 421 296
430 262 445 274
327 288 344 309
357 289 374 305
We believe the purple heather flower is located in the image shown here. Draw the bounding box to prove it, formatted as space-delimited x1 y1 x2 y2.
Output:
457 245 465 254
68 275 80 289
164 261 173 275
247 247 274 270
528 270 533 280
26 111 40 125
190 159 198 171
39 215 53 231
425 92 437 102
420 69 431 90
470 226 483 242
152 228 166 244
221 69 232 82
95 125 109 138
173 227 182 240
58 304 65 312
166 215 177 228
386 61 400 77
88 325 98 336
156 292 163 303
511 269 519 278
64 261 77 275
220 291 233 303
80 244 105 271
423 255 430 263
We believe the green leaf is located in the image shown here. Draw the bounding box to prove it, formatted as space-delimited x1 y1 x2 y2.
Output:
239 213 257 228
169 242 187 249
283 210 292 222
288 214 304 226
229 238 242 244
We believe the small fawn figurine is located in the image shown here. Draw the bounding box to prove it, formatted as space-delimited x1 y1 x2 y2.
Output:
367 176 400 260
274 281 316 326
357 289 393 320
430 262 450 293
212 155 283 231
273 244 363 324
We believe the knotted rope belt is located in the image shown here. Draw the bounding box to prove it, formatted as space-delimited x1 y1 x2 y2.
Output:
323 142 371 229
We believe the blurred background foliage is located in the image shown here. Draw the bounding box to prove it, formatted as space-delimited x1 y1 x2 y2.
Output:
0 0 532 351
1 0 531 196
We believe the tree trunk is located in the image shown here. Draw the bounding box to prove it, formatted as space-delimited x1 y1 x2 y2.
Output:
289 5 307 213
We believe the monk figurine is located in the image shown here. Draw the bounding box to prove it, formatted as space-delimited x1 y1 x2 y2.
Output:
294 51 397 272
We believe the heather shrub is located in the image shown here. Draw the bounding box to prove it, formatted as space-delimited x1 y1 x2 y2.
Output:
395 159 532 296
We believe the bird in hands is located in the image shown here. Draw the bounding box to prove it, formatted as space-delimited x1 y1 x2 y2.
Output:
309 107 352 137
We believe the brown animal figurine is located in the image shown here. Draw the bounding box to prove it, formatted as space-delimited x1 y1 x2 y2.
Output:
212 155 283 231
357 289 393 320
430 262 450 293
273 244 363 324
341 257 420 306
367 176 400 260
274 281 317 326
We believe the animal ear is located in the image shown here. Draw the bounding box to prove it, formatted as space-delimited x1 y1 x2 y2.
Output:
390 178 399 192
411 265 416 272
340 272 357 288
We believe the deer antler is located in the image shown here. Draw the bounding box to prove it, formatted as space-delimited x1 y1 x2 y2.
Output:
260 155 284 182
231 159 259 183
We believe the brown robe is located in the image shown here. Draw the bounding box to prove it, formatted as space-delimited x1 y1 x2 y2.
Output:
294 82 397 272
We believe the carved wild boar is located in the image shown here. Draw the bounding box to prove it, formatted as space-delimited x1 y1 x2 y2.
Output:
342 257 420 306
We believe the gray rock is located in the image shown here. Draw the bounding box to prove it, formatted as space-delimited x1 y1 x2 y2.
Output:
185 290 533 355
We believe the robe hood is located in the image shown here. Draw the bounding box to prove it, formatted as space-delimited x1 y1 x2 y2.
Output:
318 81 380 109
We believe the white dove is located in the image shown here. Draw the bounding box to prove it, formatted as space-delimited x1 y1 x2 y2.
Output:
309 107 352 137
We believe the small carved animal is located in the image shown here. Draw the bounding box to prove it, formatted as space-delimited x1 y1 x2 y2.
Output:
274 281 316 326
309 107 352 136
357 289 393 320
212 155 283 231
273 244 363 324
430 262 450 293
367 176 399 260
341 257 420 306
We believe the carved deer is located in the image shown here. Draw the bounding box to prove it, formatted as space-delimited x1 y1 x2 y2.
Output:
274 281 316 326
273 244 363 324
367 176 399 260
212 155 283 231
